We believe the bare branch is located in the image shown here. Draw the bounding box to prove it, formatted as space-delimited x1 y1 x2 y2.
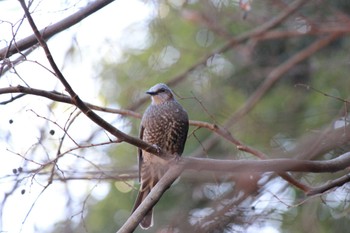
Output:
118 165 183 233
0 85 141 118
296 83 350 104
256 27 350 41
0 0 116 60
307 173 350 196
183 152 350 173
0 93 26 105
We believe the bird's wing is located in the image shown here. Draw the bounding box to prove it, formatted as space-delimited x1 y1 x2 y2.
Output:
138 124 144 182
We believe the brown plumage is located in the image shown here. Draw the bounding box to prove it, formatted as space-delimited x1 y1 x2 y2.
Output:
131 83 189 229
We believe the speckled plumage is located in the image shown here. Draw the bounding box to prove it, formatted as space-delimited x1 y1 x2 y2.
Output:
131 83 189 229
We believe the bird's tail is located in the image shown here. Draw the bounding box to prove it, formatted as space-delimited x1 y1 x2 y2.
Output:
131 183 154 229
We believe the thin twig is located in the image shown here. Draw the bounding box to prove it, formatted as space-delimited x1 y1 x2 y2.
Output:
307 173 350 196
296 83 350 104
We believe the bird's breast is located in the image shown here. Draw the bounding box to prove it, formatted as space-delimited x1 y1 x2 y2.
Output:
141 102 188 156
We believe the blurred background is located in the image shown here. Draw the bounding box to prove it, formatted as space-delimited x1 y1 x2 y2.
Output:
1 0 350 232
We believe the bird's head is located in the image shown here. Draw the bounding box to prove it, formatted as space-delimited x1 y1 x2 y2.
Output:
146 83 175 105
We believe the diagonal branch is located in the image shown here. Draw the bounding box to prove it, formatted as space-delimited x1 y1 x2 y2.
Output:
118 165 183 233
18 0 165 158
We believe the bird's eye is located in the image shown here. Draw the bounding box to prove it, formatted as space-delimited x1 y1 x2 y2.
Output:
157 89 166 93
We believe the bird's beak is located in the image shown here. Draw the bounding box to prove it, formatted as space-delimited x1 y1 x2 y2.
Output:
146 91 156 96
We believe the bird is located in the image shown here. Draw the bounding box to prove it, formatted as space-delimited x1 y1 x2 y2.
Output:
131 83 189 229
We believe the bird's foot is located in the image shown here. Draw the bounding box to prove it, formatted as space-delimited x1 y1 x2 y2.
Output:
152 144 162 155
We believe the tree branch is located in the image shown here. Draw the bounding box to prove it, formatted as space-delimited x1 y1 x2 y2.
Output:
0 85 141 118
117 165 183 233
0 0 115 60
307 173 350 196
183 152 350 173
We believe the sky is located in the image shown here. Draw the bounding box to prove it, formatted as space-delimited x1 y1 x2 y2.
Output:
0 0 153 232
